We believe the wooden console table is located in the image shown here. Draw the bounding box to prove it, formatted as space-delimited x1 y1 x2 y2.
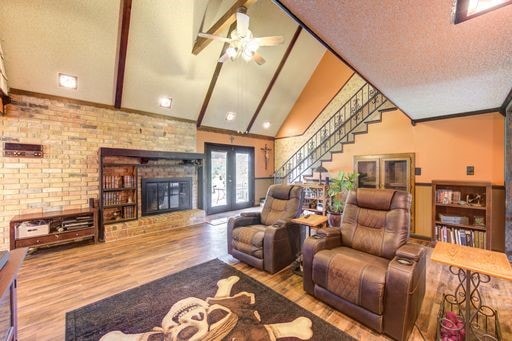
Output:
431 242 512 340
10 208 98 250
0 248 27 341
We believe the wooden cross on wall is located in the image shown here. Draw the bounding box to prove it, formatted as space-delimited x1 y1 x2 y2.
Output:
261 144 272 170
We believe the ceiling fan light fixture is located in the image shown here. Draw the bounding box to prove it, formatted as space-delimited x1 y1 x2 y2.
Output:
241 49 254 61
246 39 259 53
226 46 238 58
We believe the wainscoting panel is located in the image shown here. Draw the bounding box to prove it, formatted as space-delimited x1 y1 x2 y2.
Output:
414 184 433 238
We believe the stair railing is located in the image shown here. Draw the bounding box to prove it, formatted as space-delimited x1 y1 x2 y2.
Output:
274 82 385 184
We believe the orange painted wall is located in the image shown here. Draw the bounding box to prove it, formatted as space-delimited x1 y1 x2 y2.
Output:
276 51 354 138
196 130 274 178
324 110 504 185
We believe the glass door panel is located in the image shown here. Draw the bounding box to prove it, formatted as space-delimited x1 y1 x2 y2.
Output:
210 151 228 208
382 158 409 191
356 160 379 188
206 144 254 214
235 152 249 204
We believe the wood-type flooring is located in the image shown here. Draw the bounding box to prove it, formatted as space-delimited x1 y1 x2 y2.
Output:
15 221 512 340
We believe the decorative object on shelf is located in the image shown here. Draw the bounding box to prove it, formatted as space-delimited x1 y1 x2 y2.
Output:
326 171 358 227
466 193 482 206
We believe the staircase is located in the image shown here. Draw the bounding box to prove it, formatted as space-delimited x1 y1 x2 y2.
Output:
274 82 395 184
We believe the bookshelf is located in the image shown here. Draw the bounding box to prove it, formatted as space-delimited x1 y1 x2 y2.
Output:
100 165 138 225
301 183 328 215
432 181 492 249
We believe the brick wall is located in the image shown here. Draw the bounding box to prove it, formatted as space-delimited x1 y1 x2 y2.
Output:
0 93 199 250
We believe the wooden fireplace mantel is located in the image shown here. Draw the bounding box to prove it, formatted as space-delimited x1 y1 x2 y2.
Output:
99 147 204 161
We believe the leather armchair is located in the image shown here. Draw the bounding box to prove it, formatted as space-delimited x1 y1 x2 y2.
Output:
303 188 426 341
227 184 304 274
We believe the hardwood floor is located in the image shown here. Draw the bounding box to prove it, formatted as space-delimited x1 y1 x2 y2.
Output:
16 222 512 340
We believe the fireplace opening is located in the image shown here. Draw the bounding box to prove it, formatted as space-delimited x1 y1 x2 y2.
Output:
142 177 192 216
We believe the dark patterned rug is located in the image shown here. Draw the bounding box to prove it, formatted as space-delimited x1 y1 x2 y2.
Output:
66 259 354 341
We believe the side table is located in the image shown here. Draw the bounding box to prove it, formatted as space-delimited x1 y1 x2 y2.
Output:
291 214 328 236
431 242 512 340
291 214 328 276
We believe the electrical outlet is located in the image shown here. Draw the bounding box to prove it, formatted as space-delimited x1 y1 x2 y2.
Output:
466 166 474 175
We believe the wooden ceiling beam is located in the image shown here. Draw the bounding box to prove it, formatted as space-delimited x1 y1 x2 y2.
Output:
196 22 237 128
114 0 133 109
192 0 256 55
245 26 302 133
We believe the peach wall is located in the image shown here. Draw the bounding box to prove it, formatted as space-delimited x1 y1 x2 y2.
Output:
276 51 354 138
324 110 504 185
196 130 274 178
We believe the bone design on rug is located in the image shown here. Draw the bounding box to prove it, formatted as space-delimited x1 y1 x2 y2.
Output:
101 276 313 340
65 259 353 341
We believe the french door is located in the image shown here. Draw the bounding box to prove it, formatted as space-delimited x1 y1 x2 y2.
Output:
205 143 254 214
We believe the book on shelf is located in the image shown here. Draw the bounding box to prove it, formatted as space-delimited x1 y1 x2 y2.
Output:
435 189 462 204
434 224 486 249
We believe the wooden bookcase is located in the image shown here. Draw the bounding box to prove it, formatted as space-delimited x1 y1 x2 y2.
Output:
100 164 138 225
301 183 328 215
9 208 98 250
432 181 492 249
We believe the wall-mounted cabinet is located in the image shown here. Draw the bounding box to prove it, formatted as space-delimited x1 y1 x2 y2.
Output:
354 153 415 230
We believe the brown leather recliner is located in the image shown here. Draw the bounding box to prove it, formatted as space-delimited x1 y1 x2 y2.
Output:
303 188 426 341
227 184 304 274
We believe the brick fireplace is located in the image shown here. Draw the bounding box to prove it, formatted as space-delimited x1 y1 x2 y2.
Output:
100 148 205 241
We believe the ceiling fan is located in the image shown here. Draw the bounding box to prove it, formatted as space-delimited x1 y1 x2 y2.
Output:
198 7 284 65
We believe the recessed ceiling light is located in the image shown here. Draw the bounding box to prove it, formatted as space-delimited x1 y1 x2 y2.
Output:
225 111 237 121
262 121 271 129
159 97 172 108
58 73 78 89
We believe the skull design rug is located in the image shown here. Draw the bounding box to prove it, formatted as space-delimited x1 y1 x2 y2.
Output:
66 259 354 341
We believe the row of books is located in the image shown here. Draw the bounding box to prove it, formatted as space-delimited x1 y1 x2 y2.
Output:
103 175 136 189
103 192 133 206
123 206 136 219
434 224 486 249
62 215 93 230
435 189 461 204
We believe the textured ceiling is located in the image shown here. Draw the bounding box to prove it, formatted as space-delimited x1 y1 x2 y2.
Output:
0 0 325 136
279 0 512 119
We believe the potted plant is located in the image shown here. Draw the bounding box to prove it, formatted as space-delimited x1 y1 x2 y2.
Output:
327 171 358 227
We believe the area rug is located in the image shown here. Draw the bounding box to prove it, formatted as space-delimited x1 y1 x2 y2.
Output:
66 259 354 341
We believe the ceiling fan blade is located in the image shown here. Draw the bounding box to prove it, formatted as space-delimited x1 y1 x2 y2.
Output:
254 36 284 46
218 52 231 63
252 52 266 65
236 12 250 37
198 33 232 43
